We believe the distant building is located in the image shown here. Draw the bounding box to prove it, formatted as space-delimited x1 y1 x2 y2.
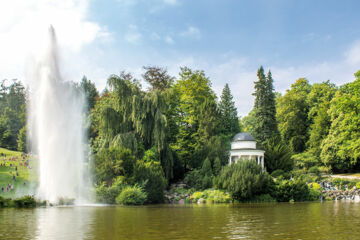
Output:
229 132 265 168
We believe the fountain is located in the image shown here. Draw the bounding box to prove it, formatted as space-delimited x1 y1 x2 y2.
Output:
28 26 90 204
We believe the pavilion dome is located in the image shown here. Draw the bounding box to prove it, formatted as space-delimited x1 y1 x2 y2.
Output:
232 132 255 142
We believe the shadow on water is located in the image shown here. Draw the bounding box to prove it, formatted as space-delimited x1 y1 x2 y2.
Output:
1 202 360 240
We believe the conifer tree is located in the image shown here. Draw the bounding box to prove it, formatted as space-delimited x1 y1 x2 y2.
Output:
219 83 240 136
252 66 280 144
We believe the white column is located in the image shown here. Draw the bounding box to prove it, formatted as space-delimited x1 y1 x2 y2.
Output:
261 156 264 169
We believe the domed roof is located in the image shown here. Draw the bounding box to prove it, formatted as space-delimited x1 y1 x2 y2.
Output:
232 132 255 142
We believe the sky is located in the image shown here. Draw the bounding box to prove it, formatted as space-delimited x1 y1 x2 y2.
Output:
1 0 360 116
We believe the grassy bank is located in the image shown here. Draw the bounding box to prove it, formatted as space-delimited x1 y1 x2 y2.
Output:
0 148 37 198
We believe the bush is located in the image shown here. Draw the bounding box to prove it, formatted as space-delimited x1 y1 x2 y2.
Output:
246 194 276 203
271 169 285 178
116 186 147 205
0 195 36 208
308 166 320 175
133 160 167 203
184 169 203 189
190 189 231 203
308 182 322 191
214 160 274 201
274 179 311 202
95 177 127 204
356 182 360 189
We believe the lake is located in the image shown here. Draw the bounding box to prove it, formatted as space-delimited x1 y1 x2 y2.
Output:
0 201 359 239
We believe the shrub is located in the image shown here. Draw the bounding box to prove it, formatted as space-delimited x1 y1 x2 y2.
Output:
308 182 322 191
356 182 360 189
184 169 203 189
274 179 311 202
190 189 231 203
95 177 127 204
308 166 320 175
308 188 321 201
133 160 167 203
116 186 147 205
271 169 285 178
214 160 274 201
247 194 276 203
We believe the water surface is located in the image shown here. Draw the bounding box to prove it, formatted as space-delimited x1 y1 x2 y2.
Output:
0 202 359 239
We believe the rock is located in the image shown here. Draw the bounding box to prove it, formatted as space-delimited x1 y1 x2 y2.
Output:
197 198 205 204
178 199 185 204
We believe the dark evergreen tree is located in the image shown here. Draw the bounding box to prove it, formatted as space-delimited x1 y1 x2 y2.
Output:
252 66 280 144
219 83 240 136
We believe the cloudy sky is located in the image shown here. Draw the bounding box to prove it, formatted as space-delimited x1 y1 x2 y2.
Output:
1 0 360 116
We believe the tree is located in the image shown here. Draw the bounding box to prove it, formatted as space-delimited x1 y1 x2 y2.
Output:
264 136 293 173
92 72 174 180
133 160 167 203
142 66 174 91
80 76 99 111
320 71 360 171
306 81 336 157
172 67 220 170
219 84 240 136
0 80 26 150
17 125 27 152
277 78 311 153
252 67 279 144
95 146 135 185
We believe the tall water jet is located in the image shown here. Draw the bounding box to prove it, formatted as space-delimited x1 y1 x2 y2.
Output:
28 26 90 203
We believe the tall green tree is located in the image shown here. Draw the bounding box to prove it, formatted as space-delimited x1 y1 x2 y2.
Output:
80 76 99 111
172 67 220 170
219 83 240 136
252 67 279 144
320 71 360 171
306 81 337 158
277 78 311 153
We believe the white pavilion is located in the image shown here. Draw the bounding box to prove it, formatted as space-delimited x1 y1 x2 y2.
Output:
229 132 265 168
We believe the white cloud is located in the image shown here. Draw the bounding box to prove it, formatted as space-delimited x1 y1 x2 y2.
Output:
125 24 142 43
163 0 178 5
345 41 360 66
0 0 110 82
165 35 175 44
180 26 201 39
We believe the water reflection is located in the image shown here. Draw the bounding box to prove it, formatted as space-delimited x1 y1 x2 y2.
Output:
35 207 95 240
2 202 360 240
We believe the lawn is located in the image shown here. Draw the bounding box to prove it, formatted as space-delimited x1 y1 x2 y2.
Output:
0 148 37 198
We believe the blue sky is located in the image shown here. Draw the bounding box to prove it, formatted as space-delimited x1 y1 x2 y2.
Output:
1 0 360 115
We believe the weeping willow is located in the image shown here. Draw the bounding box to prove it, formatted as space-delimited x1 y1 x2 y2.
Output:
94 73 173 180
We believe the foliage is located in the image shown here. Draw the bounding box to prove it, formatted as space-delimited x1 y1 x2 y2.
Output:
271 169 286 178
277 78 311 153
219 83 239 136
190 189 231 203
264 136 293 173
320 73 360 171
95 177 127 204
0 80 26 150
214 160 274 201
246 194 276 203
0 195 37 208
171 67 220 170
252 67 280 144
133 160 167 203
17 125 27 152
273 179 311 202
306 81 336 157
80 76 99 111
95 146 135 184
292 151 320 169
116 185 147 205
142 66 174 91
